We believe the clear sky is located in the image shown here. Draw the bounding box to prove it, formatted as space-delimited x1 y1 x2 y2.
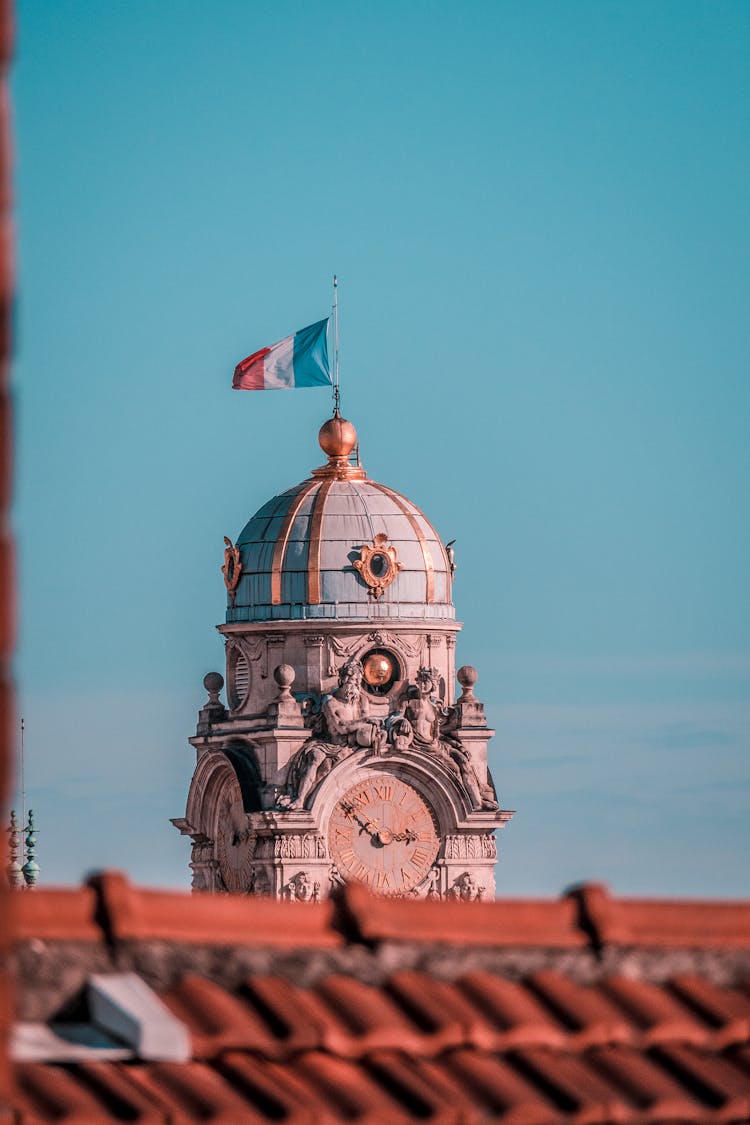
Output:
12 1 750 895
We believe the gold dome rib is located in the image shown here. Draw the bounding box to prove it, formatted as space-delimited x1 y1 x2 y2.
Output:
270 480 320 606
368 481 435 603
306 478 334 604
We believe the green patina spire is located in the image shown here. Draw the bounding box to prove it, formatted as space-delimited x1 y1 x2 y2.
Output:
6 810 23 889
21 809 39 889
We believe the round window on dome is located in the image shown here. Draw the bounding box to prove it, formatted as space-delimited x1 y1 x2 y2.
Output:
361 649 400 697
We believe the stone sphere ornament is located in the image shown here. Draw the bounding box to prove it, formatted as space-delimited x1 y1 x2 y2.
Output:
273 663 296 692
457 665 478 699
203 671 224 696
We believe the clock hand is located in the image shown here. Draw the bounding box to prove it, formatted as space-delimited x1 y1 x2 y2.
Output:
390 827 419 843
351 812 384 840
343 804 405 846
357 814 397 846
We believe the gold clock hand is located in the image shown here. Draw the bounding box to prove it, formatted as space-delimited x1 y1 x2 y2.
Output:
391 827 419 843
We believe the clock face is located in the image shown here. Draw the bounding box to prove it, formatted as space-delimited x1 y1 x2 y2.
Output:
328 775 439 895
216 786 254 892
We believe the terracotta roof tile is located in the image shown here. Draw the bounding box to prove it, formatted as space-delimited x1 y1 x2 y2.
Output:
363 1048 473 1123
309 974 431 1057
215 1052 321 1124
12 888 101 942
342 880 587 946
526 970 634 1047
385 969 501 1051
14 1061 163 1124
239 975 327 1055
572 883 750 948
276 1049 418 1123
161 974 285 1059
10 875 750 1123
437 1047 564 1123
457 971 567 1049
509 1047 634 1122
123 1059 273 1124
668 974 750 1047
591 1043 716 1122
600 975 711 1047
86 871 342 947
729 1043 750 1081
653 1043 750 1120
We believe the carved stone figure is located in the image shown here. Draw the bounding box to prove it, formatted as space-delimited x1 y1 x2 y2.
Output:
247 866 271 896
279 658 385 810
387 667 498 811
426 867 441 900
448 871 485 902
283 870 320 902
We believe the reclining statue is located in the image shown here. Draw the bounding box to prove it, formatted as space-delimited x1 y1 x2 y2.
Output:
279 658 385 810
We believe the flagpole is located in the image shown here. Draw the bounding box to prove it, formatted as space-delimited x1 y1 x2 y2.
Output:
333 274 340 417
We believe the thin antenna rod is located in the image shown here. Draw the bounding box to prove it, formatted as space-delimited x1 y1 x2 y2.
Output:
333 274 340 416
20 717 25 855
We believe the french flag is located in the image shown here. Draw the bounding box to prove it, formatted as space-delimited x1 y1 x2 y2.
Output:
233 318 331 391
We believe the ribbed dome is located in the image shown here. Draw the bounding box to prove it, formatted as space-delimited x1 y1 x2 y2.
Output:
227 475 454 624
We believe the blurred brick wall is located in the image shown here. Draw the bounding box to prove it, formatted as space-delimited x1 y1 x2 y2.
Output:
0 0 13 1111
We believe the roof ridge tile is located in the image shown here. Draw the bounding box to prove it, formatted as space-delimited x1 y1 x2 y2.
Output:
85 870 342 947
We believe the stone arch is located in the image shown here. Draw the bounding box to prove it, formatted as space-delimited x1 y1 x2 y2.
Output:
185 740 263 834
222 738 263 812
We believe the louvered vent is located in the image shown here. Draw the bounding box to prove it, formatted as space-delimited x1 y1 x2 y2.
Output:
228 648 251 710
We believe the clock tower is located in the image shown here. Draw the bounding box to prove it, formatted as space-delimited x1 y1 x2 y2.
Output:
173 415 513 899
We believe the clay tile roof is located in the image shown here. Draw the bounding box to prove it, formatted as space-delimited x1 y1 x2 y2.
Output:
341 879 587 946
457 971 567 1050
12 886 101 942
9 872 750 1123
668 974 750 1047
571 882 750 948
87 870 341 946
600 975 712 1047
14 1061 164 1124
526 970 634 1047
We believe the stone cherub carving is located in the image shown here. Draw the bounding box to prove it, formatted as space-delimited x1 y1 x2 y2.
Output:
283 870 320 902
279 658 386 810
448 871 485 902
387 666 498 812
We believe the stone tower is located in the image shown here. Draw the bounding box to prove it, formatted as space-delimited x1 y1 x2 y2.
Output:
173 415 513 899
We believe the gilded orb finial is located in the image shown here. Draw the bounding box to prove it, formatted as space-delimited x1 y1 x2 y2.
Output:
313 414 365 480
318 415 357 458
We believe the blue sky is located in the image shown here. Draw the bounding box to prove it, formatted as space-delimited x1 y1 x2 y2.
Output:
12 1 750 894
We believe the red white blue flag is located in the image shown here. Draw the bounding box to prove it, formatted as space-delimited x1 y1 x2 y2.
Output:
233 318 331 391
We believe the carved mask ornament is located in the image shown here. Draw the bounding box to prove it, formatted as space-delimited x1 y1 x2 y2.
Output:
353 533 403 599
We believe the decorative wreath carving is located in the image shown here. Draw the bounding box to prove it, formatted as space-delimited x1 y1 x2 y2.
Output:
222 536 242 605
353 533 403 599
